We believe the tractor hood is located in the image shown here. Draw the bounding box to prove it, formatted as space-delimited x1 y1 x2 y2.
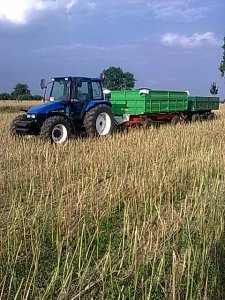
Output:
27 100 65 115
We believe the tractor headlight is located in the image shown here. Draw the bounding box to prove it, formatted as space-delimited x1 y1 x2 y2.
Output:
27 114 36 119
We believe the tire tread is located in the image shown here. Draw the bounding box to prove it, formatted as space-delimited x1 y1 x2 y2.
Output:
10 114 27 136
40 116 71 142
84 104 114 136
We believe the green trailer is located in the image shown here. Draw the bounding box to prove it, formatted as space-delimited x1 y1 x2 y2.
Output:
110 89 219 126
188 96 219 112
111 90 189 115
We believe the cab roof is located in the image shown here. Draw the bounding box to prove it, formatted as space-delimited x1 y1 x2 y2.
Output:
52 76 102 82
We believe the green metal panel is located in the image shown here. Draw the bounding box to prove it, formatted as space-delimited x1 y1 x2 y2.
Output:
188 96 220 111
110 90 189 115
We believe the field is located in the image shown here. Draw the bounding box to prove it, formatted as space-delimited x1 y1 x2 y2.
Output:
0 101 42 114
0 102 225 299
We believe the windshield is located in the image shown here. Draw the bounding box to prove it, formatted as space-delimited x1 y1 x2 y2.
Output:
50 79 69 101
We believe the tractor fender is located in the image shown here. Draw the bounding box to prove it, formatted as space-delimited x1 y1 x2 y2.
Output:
85 100 112 112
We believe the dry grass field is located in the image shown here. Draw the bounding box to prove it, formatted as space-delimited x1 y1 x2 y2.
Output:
0 100 42 113
0 103 225 299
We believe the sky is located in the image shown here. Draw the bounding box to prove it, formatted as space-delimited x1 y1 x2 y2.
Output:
0 0 224 97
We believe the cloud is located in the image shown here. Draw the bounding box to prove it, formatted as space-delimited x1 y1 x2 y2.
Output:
147 0 210 21
87 2 97 10
0 0 219 25
161 32 221 48
0 0 78 24
125 0 217 22
66 0 77 13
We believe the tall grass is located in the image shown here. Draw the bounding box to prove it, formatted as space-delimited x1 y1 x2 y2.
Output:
0 101 41 113
0 107 225 299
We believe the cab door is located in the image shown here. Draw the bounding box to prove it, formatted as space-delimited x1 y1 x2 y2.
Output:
72 78 91 118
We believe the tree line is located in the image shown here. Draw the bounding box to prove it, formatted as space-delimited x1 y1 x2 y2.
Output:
0 83 42 101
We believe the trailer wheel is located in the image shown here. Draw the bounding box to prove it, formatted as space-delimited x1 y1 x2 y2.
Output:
84 105 114 136
192 114 200 122
10 114 27 136
207 112 215 120
143 119 155 129
40 116 71 144
171 116 180 125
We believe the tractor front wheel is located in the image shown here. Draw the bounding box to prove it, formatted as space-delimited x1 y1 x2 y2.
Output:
10 114 27 136
84 105 114 137
40 116 71 144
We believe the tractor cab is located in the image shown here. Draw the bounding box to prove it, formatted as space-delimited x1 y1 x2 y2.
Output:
42 76 104 103
40 76 106 119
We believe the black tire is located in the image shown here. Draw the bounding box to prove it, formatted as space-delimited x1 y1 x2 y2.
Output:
142 118 155 129
191 114 201 122
10 114 27 136
207 112 215 120
171 116 180 125
40 116 71 144
84 105 114 137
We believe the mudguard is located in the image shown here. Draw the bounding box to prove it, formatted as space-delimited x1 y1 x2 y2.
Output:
85 100 112 112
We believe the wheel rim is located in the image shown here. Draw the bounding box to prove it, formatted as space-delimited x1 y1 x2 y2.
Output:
52 124 68 144
96 112 111 135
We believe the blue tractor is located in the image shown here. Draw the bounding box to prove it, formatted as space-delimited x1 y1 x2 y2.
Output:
10 76 114 143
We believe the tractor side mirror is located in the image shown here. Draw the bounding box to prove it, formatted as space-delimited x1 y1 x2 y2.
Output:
40 79 46 89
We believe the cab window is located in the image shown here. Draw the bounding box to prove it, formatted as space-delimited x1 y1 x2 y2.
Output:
51 79 69 101
77 81 89 101
92 81 103 100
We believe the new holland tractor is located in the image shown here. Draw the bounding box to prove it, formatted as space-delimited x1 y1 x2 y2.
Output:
11 76 114 143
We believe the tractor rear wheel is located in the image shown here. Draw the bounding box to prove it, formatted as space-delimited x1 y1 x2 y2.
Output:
10 114 27 136
40 116 71 144
84 105 114 137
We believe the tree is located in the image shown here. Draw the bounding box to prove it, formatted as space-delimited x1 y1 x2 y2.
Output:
11 83 31 99
219 37 225 78
0 93 10 100
101 67 135 90
17 94 31 101
209 82 219 95
123 72 135 89
31 95 43 101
